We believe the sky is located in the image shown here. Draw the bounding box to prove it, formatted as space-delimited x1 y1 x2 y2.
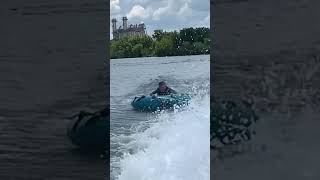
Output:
110 0 210 39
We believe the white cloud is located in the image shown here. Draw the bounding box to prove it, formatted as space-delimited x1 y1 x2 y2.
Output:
111 0 121 13
199 14 210 27
152 0 194 20
152 6 169 20
177 3 192 17
127 5 150 19
133 0 153 5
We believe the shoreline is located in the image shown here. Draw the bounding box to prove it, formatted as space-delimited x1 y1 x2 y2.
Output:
110 53 210 60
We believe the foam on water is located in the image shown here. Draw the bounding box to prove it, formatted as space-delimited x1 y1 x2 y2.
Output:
114 93 210 180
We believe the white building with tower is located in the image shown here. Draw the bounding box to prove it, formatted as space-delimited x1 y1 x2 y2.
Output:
111 17 146 40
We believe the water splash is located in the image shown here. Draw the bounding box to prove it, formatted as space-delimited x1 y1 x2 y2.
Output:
112 89 210 180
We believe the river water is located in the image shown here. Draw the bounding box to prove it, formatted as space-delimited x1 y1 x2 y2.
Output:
110 55 210 180
0 54 107 179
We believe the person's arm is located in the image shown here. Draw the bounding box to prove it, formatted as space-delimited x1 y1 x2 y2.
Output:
169 88 177 94
150 88 158 96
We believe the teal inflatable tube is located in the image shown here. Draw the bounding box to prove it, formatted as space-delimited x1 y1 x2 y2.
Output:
131 94 191 111
67 109 108 151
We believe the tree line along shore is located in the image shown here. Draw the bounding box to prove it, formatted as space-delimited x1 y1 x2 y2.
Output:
110 27 210 59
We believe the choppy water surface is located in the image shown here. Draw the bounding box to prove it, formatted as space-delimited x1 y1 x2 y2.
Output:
110 55 210 180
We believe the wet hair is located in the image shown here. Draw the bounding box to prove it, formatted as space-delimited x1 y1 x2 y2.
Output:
159 81 166 86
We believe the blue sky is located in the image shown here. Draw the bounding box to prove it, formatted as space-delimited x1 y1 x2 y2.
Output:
110 0 210 39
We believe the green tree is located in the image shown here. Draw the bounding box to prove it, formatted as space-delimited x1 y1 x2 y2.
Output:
193 42 208 55
110 27 210 59
180 27 196 43
132 44 143 57
154 36 174 56
152 30 165 41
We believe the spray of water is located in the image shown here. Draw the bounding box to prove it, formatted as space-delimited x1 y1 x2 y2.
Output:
112 84 210 180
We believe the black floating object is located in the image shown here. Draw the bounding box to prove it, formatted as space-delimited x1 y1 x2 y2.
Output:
211 100 259 149
67 108 109 152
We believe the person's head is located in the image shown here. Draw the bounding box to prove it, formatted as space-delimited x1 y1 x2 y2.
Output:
158 81 167 92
